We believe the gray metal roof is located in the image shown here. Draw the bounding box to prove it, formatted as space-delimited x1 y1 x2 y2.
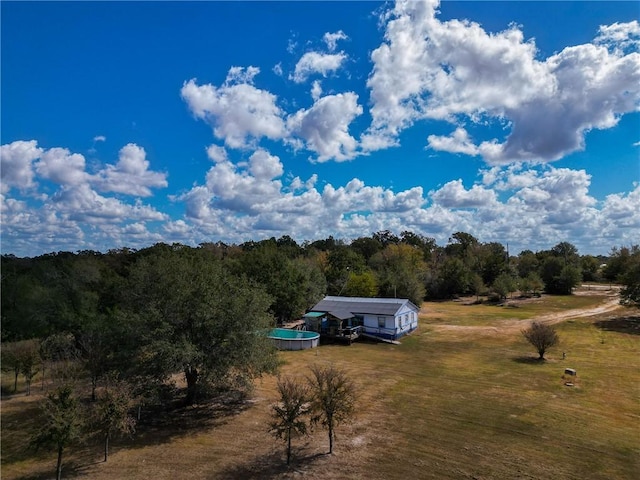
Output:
310 296 418 317
327 310 354 320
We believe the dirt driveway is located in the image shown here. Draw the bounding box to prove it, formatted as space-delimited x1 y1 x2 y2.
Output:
425 286 622 336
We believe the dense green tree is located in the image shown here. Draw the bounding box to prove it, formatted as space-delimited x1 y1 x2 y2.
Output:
234 245 325 322
445 232 479 258
276 235 304 258
470 273 486 301
540 257 581 294
31 384 84 480
124 249 278 405
527 272 545 297
76 317 120 402
518 272 544 297
476 242 509 286
350 236 383 261
269 375 310 465
94 376 137 462
519 275 533 297
296 257 329 312
516 250 539 279
429 257 470 299
16 339 41 396
1 256 55 340
551 242 580 265
40 333 78 363
372 230 400 247
40 333 79 389
400 231 437 262
603 245 639 282
307 235 343 252
580 255 601 282
343 270 379 297
369 244 426 305
492 273 516 301
558 265 582 294
307 364 356 454
326 247 367 295
620 251 640 307
1 341 22 392
540 256 563 292
2 251 119 342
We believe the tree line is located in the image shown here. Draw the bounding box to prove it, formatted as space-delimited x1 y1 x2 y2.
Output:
3 232 637 412
3 232 639 344
2 233 638 401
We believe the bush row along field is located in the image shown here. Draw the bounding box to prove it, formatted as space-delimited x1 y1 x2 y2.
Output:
2 290 639 479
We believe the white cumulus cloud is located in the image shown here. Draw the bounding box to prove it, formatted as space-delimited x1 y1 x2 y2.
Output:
287 92 363 162
1 140 169 255
595 20 640 51
36 147 89 186
427 128 480 156
430 179 497 208
181 67 286 149
291 51 347 83
94 143 168 197
0 140 43 193
366 0 640 165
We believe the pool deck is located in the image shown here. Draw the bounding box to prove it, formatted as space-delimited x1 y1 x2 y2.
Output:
280 319 306 330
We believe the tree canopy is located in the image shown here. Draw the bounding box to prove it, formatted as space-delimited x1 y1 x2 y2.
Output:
1 233 629 408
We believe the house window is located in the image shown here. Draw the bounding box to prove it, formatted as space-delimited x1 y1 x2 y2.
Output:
378 317 385 328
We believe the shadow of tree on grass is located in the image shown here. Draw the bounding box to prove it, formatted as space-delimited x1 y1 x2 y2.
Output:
12 458 101 480
5 390 254 480
122 390 253 450
512 356 546 364
216 449 329 480
594 315 640 335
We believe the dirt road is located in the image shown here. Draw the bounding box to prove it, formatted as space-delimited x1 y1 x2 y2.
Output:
428 287 622 336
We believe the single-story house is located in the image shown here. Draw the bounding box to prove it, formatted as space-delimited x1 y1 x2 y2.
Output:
305 296 419 341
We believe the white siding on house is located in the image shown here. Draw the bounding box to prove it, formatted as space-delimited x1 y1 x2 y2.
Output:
309 296 420 340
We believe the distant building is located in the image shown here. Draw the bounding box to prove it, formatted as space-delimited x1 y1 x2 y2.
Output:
305 296 419 342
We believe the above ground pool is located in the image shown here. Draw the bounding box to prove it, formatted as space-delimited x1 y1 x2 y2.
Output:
268 328 320 350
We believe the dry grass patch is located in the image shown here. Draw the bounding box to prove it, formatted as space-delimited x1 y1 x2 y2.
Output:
422 293 609 327
2 292 638 480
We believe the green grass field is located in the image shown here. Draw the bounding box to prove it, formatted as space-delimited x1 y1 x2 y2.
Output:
2 290 638 479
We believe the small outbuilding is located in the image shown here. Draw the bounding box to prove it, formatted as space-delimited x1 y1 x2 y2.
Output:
305 296 419 342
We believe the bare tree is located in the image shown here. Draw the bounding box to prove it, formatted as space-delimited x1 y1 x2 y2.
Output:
307 364 356 454
522 321 559 360
269 375 310 465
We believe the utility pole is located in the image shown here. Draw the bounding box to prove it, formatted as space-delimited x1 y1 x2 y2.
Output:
338 266 350 296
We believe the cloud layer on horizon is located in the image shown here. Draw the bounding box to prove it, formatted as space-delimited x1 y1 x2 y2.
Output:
2 136 639 256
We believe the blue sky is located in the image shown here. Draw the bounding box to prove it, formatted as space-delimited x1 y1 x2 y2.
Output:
2 0 639 257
